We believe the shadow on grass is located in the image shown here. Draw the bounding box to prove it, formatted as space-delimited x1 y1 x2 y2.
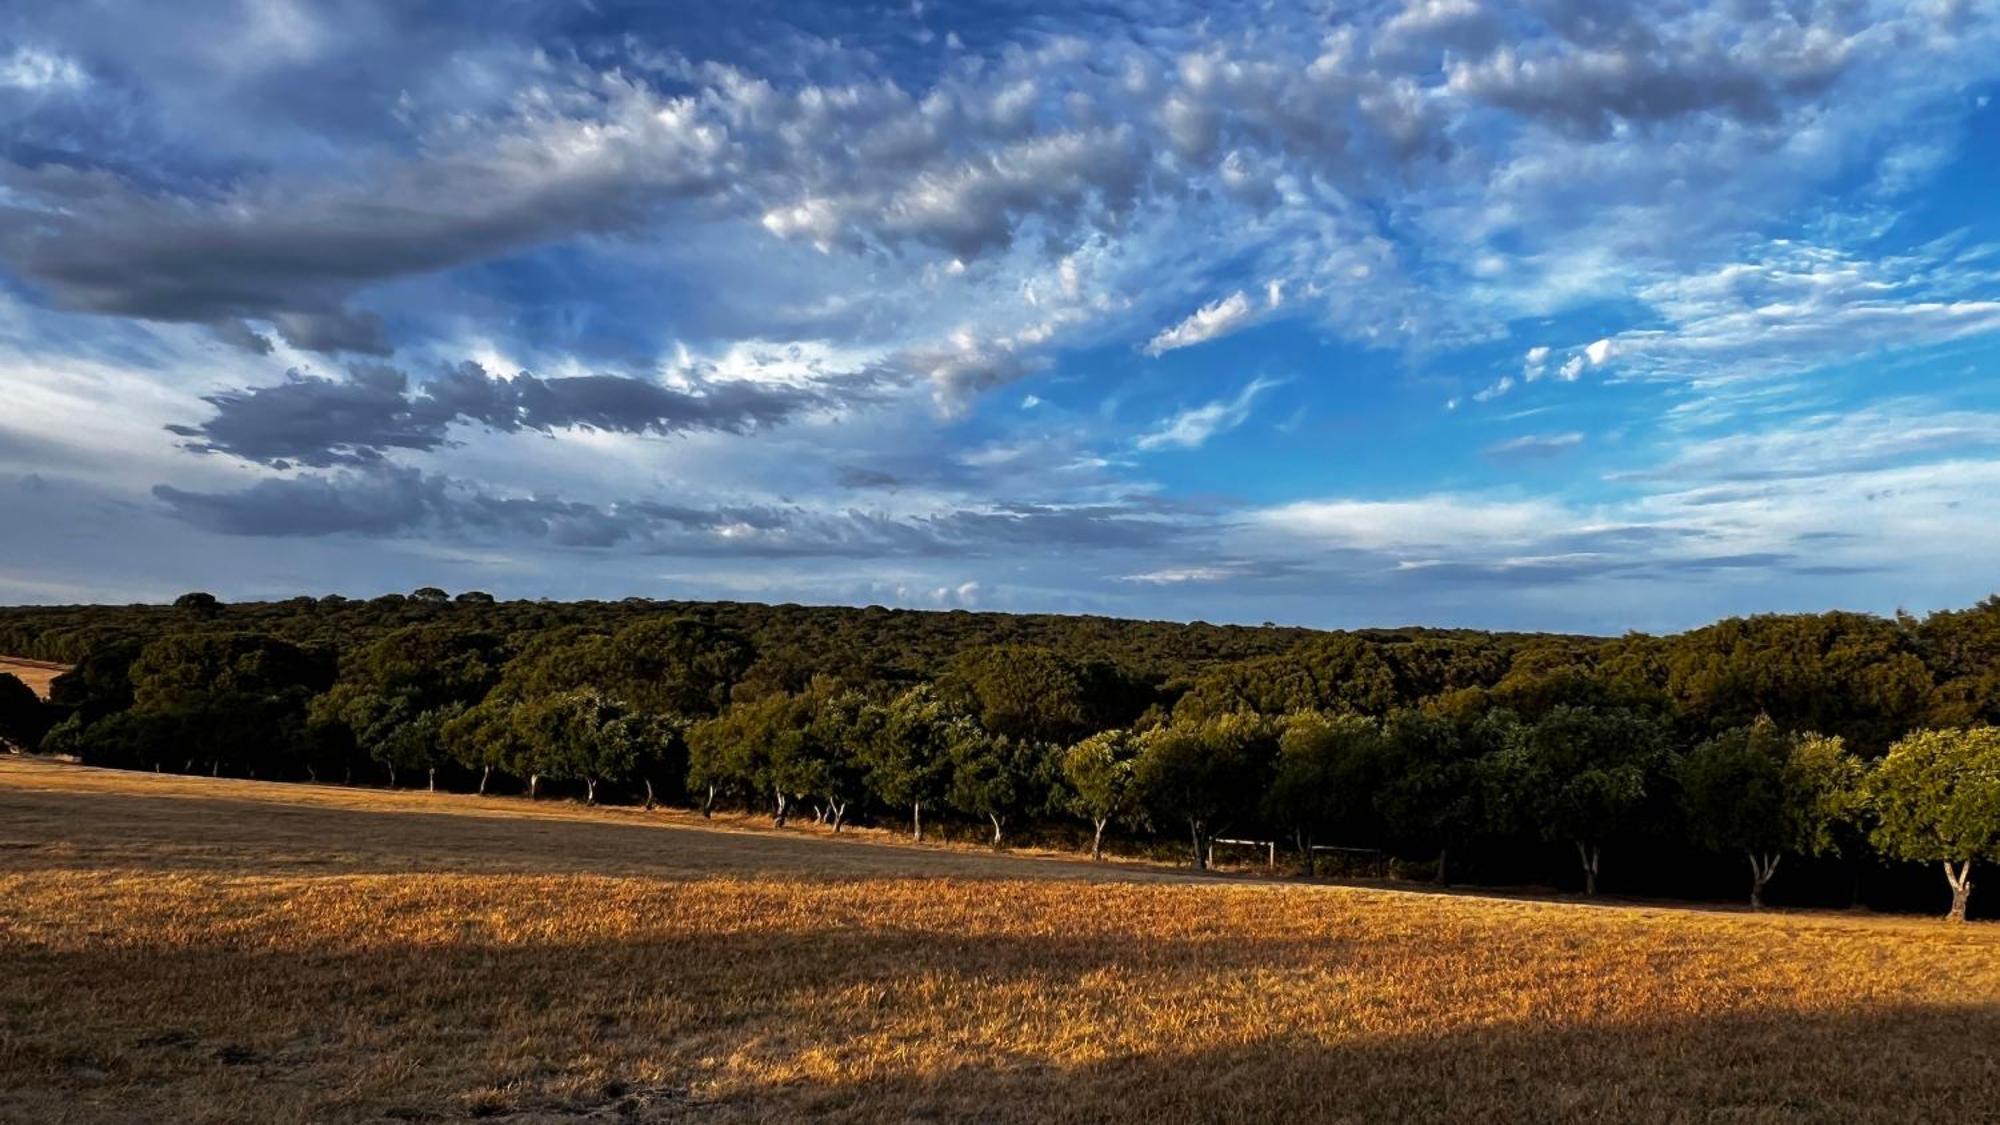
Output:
727 1003 2000 1123
4 896 1999 1124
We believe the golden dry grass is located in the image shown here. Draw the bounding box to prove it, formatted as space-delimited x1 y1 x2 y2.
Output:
0 656 66 700
2 757 1997 1123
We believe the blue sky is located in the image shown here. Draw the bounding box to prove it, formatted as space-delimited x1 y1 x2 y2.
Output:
2 0 1999 632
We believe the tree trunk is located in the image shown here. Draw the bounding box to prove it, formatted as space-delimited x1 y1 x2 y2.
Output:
211 759 220 778
584 777 597 804
1576 840 1600 896
702 783 716 817
1945 860 1975 923
830 799 847 832
1748 851 1781 910
912 800 923 842
773 787 788 826
1092 818 1108 862
478 765 491 795
528 773 540 799
1190 821 1207 872
305 764 316 783
386 764 396 788
1296 828 1315 877
643 778 656 810
988 812 1004 848
1435 845 1449 886
427 767 436 793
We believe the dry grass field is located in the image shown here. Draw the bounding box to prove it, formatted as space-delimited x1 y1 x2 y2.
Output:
0 657 67 700
2 757 1997 1123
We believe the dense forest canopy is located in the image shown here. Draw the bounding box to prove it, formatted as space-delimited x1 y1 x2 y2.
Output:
5 591 2000 919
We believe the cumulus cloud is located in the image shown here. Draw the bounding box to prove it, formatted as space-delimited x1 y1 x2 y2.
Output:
4 0 1973 380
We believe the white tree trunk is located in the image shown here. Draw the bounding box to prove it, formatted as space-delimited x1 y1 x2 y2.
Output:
1945 860 1975 923
1748 851 1781 910
1576 840 1601 896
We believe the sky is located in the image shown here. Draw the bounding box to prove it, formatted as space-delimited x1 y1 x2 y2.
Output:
2 0 1999 633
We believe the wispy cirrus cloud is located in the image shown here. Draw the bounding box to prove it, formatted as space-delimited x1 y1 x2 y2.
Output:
1135 377 1281 451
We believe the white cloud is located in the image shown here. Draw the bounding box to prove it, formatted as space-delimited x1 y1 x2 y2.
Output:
1255 493 1579 553
1485 431 1584 460
1135 376 1279 451
1143 290 1259 356
0 46 86 92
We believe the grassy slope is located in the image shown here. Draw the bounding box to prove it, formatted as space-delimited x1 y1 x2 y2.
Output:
1 757 1996 1123
0 657 66 700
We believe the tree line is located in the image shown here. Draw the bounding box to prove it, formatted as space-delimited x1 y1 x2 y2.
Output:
3 591 1999 920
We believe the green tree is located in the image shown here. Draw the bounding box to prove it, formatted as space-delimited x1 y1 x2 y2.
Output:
172 591 221 617
860 685 962 841
1680 718 1865 908
1494 705 1671 895
1172 635 1399 722
611 710 688 809
0 673 50 751
1264 712 1380 875
797 684 874 831
1374 709 1487 884
602 616 753 717
129 632 332 777
940 645 1144 744
1868 727 2000 922
1062 729 1144 860
1134 713 1277 871
513 689 635 804
686 692 813 823
946 728 1040 848
441 698 526 795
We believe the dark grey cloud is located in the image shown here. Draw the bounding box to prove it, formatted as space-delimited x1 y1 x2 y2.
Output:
1483 431 1584 462
0 117 721 352
166 362 852 467
152 465 445 537
834 466 905 489
150 464 1188 558
1447 6 1858 138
